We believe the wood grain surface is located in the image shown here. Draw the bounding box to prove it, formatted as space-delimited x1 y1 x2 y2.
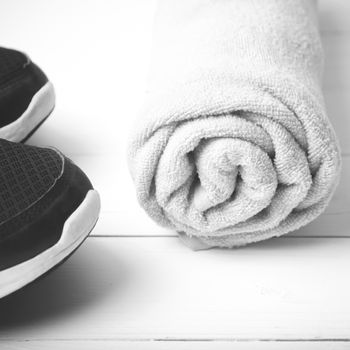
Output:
0 0 349 348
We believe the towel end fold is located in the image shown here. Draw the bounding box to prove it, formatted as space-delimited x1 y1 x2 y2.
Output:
177 232 211 251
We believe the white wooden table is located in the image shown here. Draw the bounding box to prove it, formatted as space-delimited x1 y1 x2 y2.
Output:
0 0 349 349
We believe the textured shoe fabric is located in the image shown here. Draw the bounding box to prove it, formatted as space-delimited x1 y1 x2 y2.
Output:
0 139 94 272
128 0 341 248
0 47 52 138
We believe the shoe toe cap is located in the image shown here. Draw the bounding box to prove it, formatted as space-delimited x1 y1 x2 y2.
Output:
0 48 49 128
0 156 95 271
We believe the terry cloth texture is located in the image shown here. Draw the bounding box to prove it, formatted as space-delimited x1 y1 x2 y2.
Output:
128 0 341 248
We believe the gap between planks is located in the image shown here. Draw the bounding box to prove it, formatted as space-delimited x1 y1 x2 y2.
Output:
1 340 350 350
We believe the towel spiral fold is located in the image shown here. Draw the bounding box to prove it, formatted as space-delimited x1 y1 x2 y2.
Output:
128 0 341 248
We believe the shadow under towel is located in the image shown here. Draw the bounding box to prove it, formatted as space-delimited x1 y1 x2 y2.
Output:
128 0 341 248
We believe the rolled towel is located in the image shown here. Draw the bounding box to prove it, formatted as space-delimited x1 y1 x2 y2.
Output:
128 0 341 248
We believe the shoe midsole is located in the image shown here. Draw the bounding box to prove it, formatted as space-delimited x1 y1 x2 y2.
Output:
0 81 55 142
0 189 100 299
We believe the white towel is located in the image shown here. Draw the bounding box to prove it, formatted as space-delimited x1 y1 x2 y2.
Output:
128 0 341 248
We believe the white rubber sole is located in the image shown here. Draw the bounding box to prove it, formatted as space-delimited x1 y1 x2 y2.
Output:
0 189 100 299
0 81 55 142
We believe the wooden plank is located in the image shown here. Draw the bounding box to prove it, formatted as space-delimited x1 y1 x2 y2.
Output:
0 0 348 155
65 154 350 237
323 90 350 154
72 155 350 216
22 38 350 156
2 340 350 350
319 0 350 33
1 237 350 341
92 210 350 238
323 37 350 90
0 0 156 157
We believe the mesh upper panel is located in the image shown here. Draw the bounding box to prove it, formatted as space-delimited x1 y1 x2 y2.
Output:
0 139 63 224
0 48 28 84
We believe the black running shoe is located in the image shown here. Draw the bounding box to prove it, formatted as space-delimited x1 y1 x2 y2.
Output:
0 47 55 142
0 139 100 298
